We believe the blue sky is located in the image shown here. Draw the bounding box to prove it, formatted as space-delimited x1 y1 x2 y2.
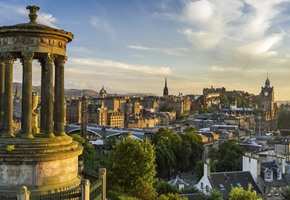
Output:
1 0 290 100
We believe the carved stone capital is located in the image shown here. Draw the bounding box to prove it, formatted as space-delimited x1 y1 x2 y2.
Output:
39 53 55 71
1 53 15 65
21 52 34 64
54 55 67 66
0 54 4 63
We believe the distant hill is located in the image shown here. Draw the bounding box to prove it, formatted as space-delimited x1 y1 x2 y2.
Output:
64 89 98 98
12 83 159 98
124 93 158 97
13 83 99 98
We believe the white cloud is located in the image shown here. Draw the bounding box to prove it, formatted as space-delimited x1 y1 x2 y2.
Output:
184 0 215 24
180 0 244 50
182 29 222 50
0 3 58 27
126 44 189 56
68 57 171 76
235 34 284 57
177 0 290 53
90 16 113 34
240 0 290 38
210 66 225 72
37 12 58 27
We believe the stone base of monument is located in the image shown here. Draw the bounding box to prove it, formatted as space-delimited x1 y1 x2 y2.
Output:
0 135 83 197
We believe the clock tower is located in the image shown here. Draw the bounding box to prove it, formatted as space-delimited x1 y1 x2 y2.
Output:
257 77 277 132
260 77 274 115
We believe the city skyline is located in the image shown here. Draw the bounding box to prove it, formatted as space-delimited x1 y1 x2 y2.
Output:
1 0 290 100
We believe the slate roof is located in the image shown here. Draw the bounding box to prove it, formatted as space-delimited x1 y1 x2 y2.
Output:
260 162 289 187
208 171 262 199
168 175 190 188
199 131 219 140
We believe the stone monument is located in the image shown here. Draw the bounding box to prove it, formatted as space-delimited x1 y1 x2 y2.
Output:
0 5 83 198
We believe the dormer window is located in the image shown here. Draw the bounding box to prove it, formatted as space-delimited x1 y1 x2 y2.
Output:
268 189 273 197
275 188 280 196
264 168 273 182
219 184 225 190
265 172 273 182
277 170 282 180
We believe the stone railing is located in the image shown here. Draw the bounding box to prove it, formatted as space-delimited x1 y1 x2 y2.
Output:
30 184 82 200
90 168 106 200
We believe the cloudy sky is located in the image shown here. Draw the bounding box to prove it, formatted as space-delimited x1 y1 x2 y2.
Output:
1 0 290 100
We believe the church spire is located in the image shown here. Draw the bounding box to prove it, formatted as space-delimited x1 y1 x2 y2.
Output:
265 75 270 88
163 78 168 97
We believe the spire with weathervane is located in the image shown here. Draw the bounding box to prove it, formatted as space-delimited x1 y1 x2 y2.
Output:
265 75 271 88
163 78 169 97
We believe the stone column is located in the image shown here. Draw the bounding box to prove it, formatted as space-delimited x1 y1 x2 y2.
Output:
21 52 34 138
81 179 90 200
41 53 55 138
0 56 4 131
17 186 30 200
39 59 45 133
54 56 67 136
99 168 106 200
2 53 14 137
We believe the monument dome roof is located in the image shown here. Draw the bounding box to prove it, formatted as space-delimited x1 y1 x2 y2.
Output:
0 5 73 42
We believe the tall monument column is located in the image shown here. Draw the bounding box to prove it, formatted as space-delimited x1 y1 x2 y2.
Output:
0 57 4 131
21 52 34 138
39 59 45 133
42 53 55 138
2 53 14 137
54 56 66 136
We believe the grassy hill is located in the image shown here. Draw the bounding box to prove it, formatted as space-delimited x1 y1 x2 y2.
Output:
13 83 99 98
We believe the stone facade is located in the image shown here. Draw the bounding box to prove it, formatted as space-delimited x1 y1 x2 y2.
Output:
66 99 82 124
107 111 124 128
0 149 79 187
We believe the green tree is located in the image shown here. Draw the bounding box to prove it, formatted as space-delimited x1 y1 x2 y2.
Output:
282 186 290 200
156 193 187 200
71 134 98 170
107 190 140 200
154 180 178 195
229 185 262 200
153 128 204 178
175 139 191 171
71 133 85 144
195 160 205 180
106 138 156 199
207 189 223 200
155 139 176 178
153 128 182 179
182 127 204 170
211 139 245 172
